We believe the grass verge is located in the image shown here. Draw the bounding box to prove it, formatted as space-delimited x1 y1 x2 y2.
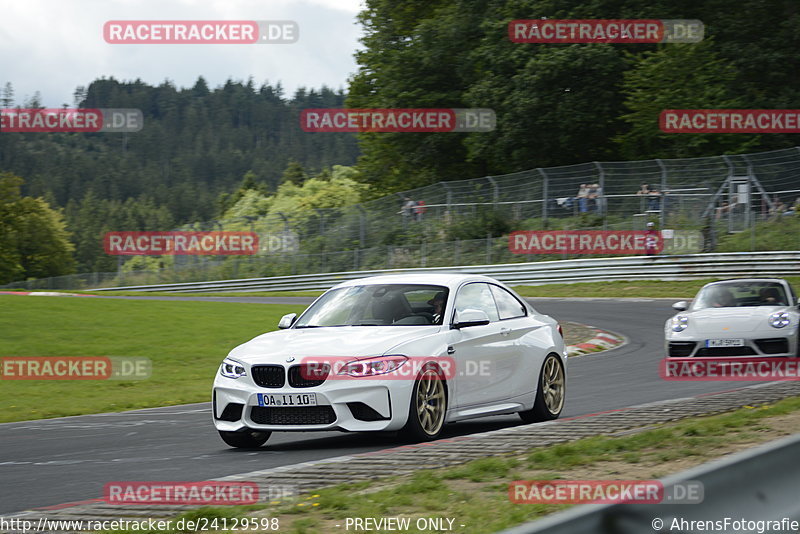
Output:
101 396 800 534
0 296 306 423
513 276 800 299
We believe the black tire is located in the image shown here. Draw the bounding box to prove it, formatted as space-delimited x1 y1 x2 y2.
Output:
218 429 271 448
401 363 448 442
519 354 565 423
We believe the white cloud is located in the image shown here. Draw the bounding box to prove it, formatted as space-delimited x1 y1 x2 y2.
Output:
0 0 363 107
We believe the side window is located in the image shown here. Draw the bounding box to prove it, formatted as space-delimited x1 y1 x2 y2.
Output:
454 283 499 322
490 285 527 320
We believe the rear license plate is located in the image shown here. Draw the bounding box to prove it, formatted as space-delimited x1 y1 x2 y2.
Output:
705 338 745 348
257 393 317 407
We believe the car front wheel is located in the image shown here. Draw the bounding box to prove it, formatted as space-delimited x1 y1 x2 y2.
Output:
218 429 271 448
401 365 447 441
519 354 565 423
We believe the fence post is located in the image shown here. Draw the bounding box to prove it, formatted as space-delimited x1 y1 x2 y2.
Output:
455 239 461 265
486 233 492 264
538 168 549 227
421 241 427 267
356 205 367 248
656 158 667 228
594 161 607 229
487 176 499 206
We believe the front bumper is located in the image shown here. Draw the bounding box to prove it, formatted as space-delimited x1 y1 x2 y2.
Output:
666 332 798 358
212 374 415 433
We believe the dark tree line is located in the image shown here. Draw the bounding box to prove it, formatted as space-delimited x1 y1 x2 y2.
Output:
349 0 800 193
0 77 360 274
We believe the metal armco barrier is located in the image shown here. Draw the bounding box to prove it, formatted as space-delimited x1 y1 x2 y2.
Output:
498 431 800 533
91 251 800 293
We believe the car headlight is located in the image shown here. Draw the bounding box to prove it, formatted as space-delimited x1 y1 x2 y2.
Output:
769 312 790 328
338 355 408 377
219 358 247 379
671 315 689 332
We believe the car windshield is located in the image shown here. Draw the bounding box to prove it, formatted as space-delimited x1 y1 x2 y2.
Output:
692 281 789 310
294 284 449 327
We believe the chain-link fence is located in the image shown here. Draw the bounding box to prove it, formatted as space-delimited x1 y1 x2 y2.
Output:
3 147 799 290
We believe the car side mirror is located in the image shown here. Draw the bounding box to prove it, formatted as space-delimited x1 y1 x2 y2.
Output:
278 313 297 329
672 301 689 311
453 309 491 329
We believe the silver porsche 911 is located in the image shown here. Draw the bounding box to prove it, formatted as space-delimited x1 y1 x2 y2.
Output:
665 278 800 358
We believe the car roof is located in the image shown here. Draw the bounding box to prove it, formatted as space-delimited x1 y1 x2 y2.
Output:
704 278 789 286
332 272 499 290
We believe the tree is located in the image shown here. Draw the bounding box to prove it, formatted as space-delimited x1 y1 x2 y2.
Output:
0 173 76 284
1 82 13 108
0 173 24 283
616 41 758 159
281 160 307 185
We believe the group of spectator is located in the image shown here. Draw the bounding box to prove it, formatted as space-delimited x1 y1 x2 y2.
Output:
636 183 665 211
399 197 426 221
573 183 603 213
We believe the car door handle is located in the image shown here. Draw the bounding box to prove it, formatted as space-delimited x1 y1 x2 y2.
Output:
500 327 512 336
447 346 455 354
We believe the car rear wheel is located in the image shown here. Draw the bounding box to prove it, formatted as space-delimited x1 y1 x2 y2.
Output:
401 364 447 441
519 354 565 423
218 429 271 448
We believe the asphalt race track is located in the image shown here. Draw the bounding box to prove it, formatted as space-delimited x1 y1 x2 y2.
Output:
0 296 754 515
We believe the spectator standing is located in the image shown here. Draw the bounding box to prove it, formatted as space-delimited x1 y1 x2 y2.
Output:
644 221 659 256
413 200 427 221
647 187 662 210
636 183 650 211
399 197 417 221
576 184 589 213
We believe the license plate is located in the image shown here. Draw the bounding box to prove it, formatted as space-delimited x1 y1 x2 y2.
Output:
705 338 745 348
257 393 317 407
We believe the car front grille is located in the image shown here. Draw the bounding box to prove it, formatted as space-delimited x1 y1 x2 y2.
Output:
250 406 336 425
251 365 285 388
755 338 790 355
289 364 329 388
668 342 696 357
695 346 757 357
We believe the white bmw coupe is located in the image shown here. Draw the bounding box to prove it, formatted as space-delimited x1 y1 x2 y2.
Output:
665 278 800 358
213 273 567 447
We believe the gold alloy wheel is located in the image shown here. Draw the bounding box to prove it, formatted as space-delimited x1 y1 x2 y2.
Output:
542 356 565 415
415 369 446 435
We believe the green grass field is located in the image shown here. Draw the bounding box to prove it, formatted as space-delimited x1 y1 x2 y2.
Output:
0 296 306 423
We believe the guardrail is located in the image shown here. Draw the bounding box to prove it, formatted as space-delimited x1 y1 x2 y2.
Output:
498 431 800 533
89 251 800 293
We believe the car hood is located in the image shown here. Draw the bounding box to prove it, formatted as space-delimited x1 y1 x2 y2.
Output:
685 306 793 335
227 325 441 364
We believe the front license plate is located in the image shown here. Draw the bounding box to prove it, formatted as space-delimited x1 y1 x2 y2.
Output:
705 338 745 348
257 393 317 407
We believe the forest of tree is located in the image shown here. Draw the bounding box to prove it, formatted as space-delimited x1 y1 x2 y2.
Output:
2 0 799 282
349 0 800 191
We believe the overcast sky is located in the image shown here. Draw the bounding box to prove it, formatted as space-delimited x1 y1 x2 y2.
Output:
0 0 365 107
